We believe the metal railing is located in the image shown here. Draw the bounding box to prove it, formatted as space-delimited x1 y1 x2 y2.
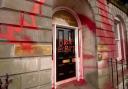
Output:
108 58 128 89
0 74 12 89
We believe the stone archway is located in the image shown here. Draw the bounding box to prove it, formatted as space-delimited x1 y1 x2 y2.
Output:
52 0 97 88
52 8 80 84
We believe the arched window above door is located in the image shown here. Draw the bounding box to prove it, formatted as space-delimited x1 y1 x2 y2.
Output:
53 10 78 27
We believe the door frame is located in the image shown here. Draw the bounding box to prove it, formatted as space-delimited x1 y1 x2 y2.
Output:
53 24 79 86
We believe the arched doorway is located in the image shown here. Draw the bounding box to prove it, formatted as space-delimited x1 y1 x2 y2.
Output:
52 8 82 86
52 0 97 88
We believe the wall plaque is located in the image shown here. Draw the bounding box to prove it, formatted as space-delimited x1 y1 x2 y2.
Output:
14 44 52 57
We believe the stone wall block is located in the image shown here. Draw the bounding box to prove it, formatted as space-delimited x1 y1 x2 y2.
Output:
21 72 39 89
40 57 52 70
39 70 51 85
0 9 20 25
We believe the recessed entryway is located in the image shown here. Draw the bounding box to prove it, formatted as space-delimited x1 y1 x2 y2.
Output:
52 8 81 87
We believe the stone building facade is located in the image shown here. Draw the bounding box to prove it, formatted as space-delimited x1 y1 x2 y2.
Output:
0 0 127 89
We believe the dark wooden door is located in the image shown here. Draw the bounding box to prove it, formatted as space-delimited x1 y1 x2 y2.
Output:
56 26 76 81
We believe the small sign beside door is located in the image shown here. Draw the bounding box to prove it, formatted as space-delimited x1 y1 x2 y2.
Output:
14 44 52 57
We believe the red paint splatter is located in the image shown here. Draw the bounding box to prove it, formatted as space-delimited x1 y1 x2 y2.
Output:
77 13 96 81
0 1 46 53
98 0 114 53
78 14 96 33
83 54 94 59
74 79 86 86
20 43 33 52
